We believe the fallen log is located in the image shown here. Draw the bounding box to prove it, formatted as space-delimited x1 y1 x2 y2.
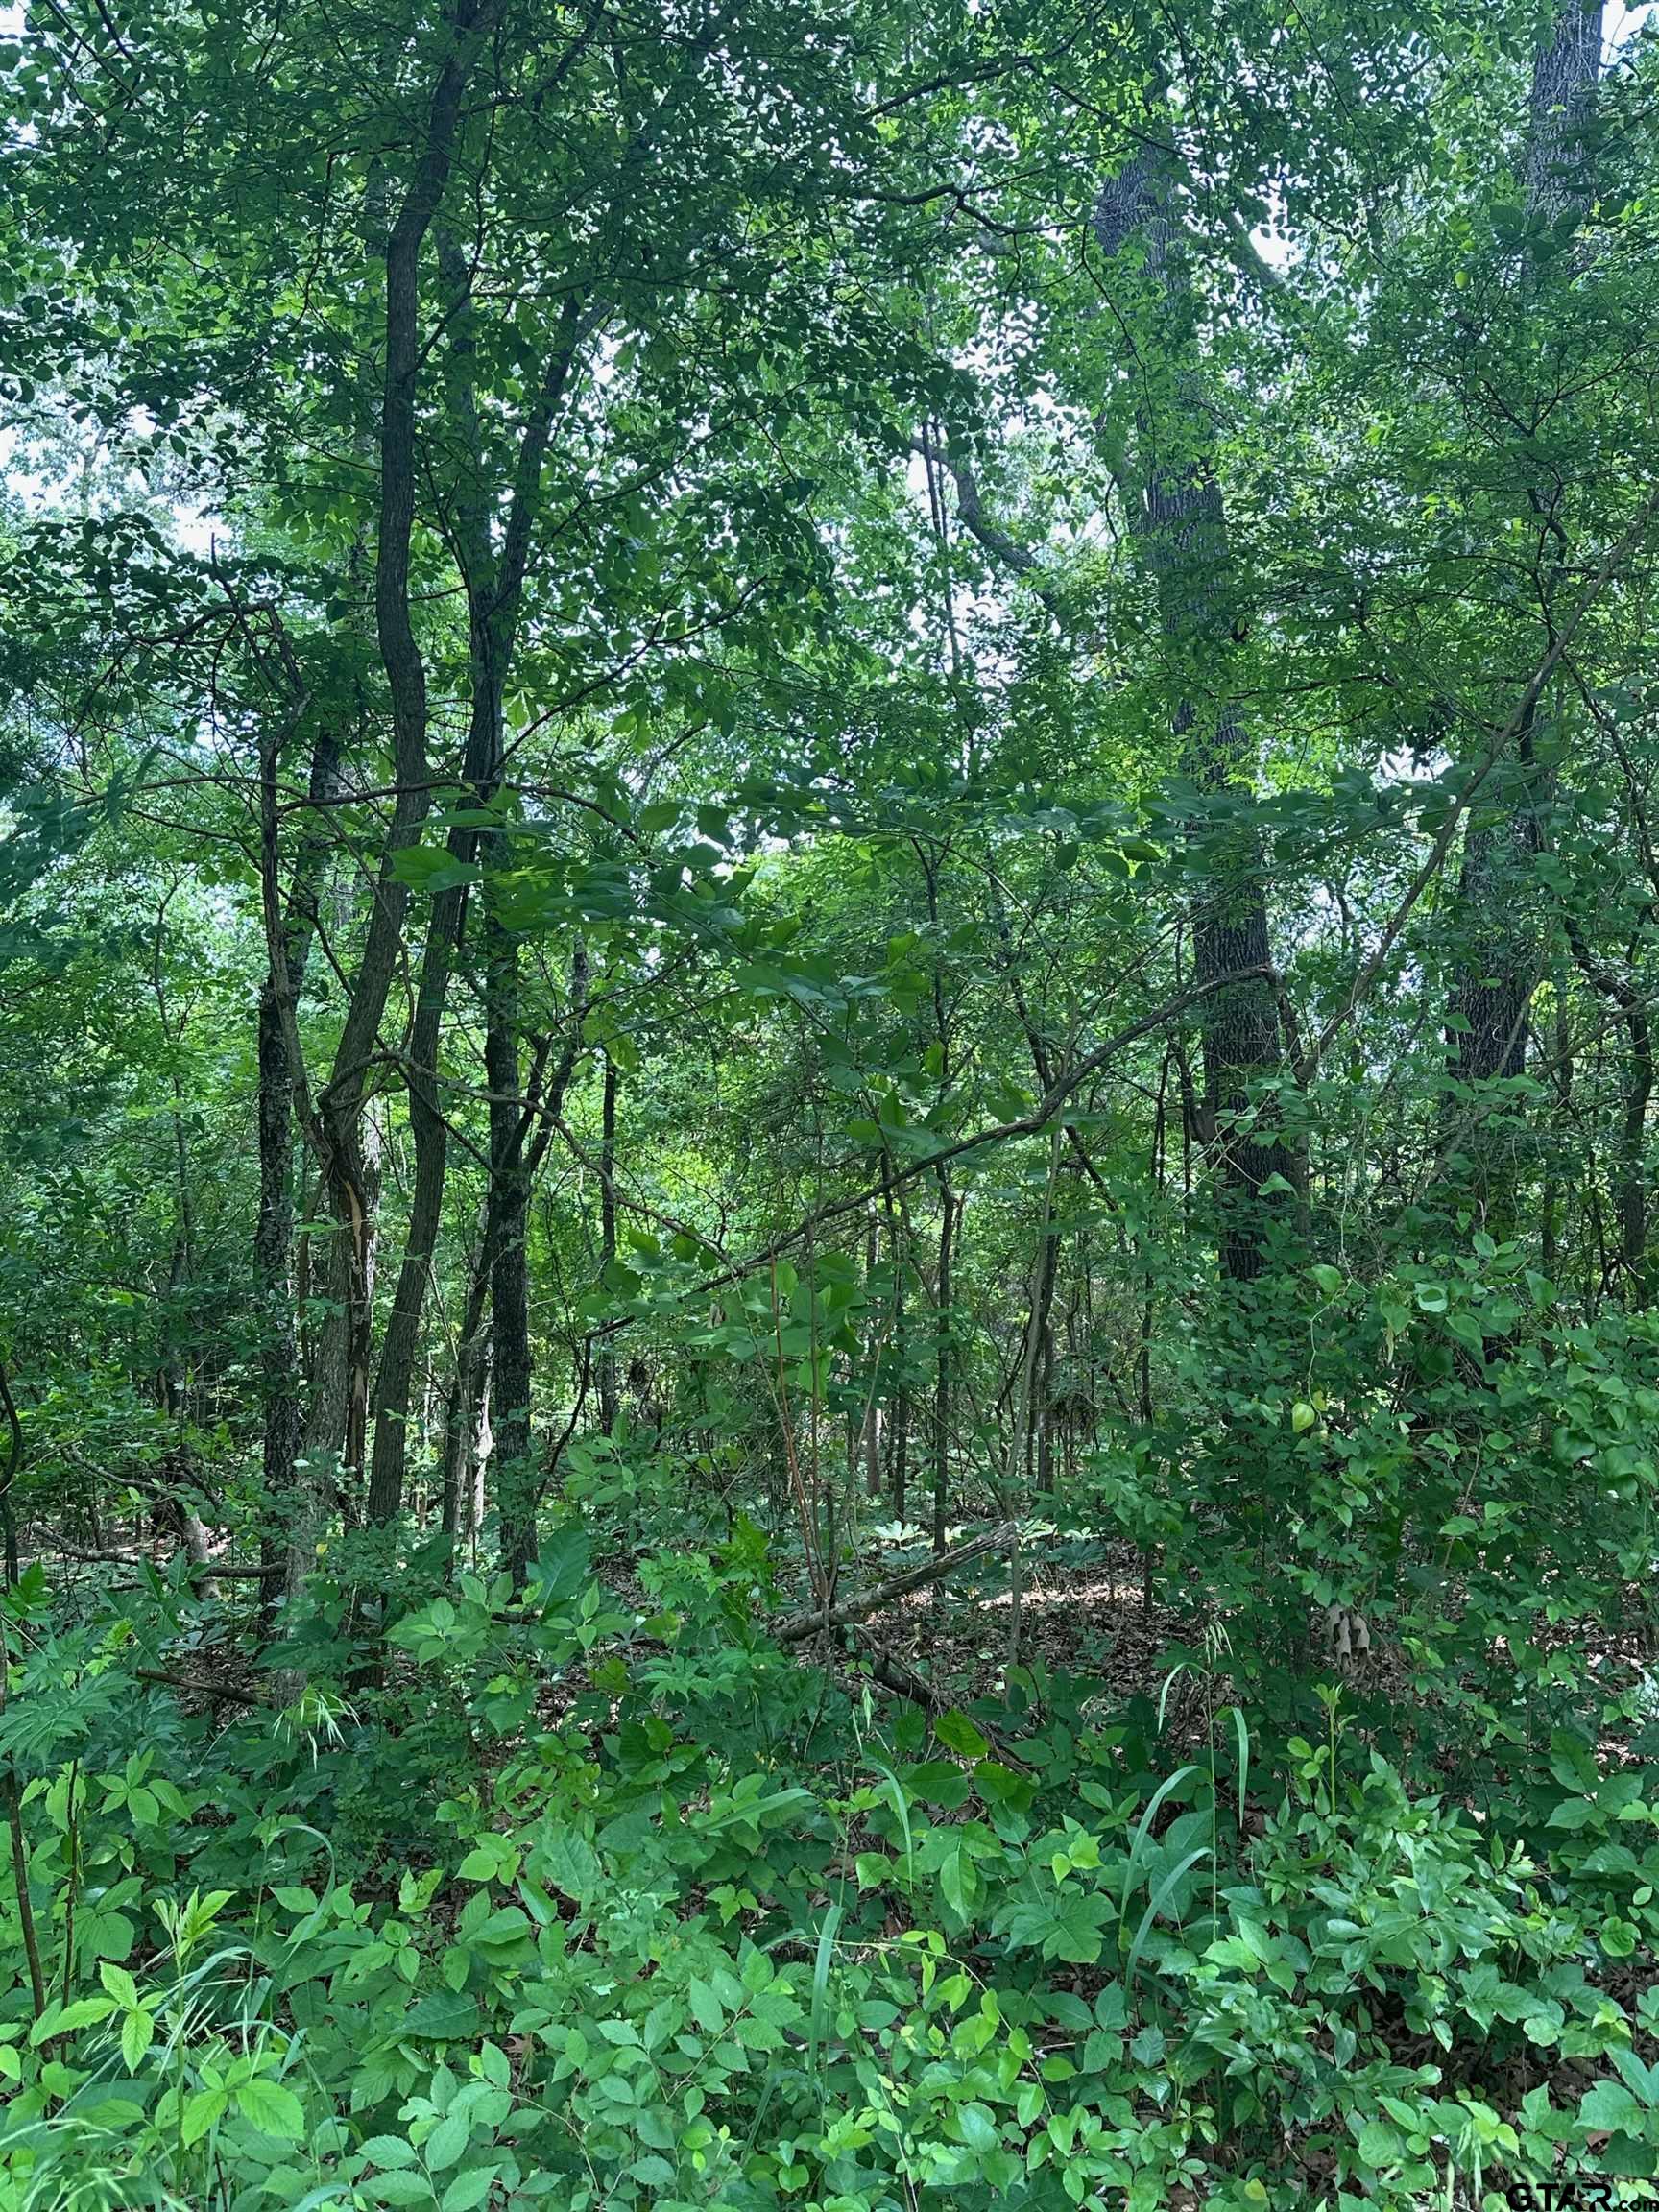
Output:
774 1521 1016 1645
135 1666 262 1706
44 1547 280 1580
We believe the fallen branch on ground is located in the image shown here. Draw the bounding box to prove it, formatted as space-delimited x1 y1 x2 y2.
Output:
135 1666 262 1705
42 1547 281 1580
774 1521 1016 1644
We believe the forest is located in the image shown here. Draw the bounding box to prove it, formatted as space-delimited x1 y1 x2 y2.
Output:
3 0 1659 2204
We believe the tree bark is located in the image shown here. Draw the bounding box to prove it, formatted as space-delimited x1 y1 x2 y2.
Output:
931 1170 957 1554
489 918 536 1583
1445 1 1603 1225
310 1 503 1520
596 1053 619 1435
365 234 583 1526
775 1521 1017 1645
256 722 341 1604
1094 153 1292 1282
882 1166 910 1525
1565 920 1651 1295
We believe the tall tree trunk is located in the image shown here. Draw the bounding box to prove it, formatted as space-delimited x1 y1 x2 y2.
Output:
1094 155 1292 1283
305 4 502 1530
363 740 494 1525
0 1361 21 1591
596 1053 619 1435
489 918 536 1583
914 840 960 1550
439 1336 479 1541
858 1231 884 1503
438 982 588 1572
1565 921 1651 1296
365 229 583 1526
1005 1129 1062 1668
1446 1 1603 1225
882 1166 910 1525
931 1169 956 1555
256 722 342 1606
285 1122 381 1621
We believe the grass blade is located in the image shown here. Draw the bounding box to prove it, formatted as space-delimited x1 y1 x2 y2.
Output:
1125 1845 1211 1989
1227 1705 1250 1833
1118 1763 1200 1932
1155 1663 1188 1734
868 1757 914 1876
806 1900 843 2090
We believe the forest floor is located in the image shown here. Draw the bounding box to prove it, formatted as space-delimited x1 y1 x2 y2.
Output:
781 1530 1657 1768
881 1540 1193 1706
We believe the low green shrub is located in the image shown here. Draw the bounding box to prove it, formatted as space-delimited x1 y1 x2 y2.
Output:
2 1530 1655 2210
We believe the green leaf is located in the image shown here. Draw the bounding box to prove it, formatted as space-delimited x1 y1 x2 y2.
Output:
1580 2080 1645 2133
536 1830 601 1901
956 2101 998 2152
932 1709 990 1761
98 1961 138 2008
235 2076 305 2139
359 2136 419 2170
182 2086 228 2147
1357 2118 1401 2172
1445 1310 1484 1355
31 1996 114 2044
806 1901 841 2083
424 2109 470 2170
398 1991 481 2040
367 2175 436 2207
1124 1847 1210 1986
391 846 479 894
120 2007 154 2072
528 1523 592 1607
442 2174 498 2212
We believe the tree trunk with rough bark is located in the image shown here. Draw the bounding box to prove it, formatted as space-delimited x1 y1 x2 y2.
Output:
256 723 341 1606
1446 1 1603 1227
597 1054 619 1435
489 916 536 1584
1094 152 1292 1283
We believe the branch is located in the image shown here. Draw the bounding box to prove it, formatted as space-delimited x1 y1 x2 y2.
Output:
913 429 1062 620
774 1521 1016 1644
134 1667 262 1706
852 1629 1034 1769
665 964 1273 1314
47 1547 282 1581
